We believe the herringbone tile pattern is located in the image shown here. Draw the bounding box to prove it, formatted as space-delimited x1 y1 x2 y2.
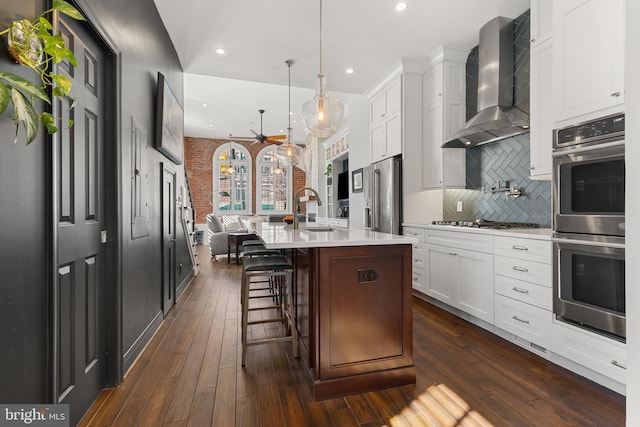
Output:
444 135 552 226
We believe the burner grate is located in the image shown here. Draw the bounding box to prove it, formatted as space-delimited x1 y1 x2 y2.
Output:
431 220 540 229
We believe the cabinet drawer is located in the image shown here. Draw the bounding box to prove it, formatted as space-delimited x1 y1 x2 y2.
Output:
412 242 425 258
552 320 626 384
494 236 551 264
412 267 426 293
425 228 493 254
495 294 552 349
412 252 426 271
495 274 552 310
494 255 552 287
403 226 425 241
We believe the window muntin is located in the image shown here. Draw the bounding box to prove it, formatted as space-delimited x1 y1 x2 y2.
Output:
213 144 252 214
256 146 292 214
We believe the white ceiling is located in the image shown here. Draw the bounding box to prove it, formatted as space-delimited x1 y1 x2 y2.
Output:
153 0 530 143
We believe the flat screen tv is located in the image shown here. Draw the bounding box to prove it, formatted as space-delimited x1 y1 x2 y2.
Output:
337 171 349 200
155 72 184 165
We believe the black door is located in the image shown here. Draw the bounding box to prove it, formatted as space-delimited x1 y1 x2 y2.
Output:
53 14 108 424
162 163 177 315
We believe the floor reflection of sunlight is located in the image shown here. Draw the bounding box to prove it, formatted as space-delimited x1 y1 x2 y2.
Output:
389 383 493 427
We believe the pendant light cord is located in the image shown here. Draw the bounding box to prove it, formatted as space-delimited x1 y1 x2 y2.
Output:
286 59 293 140
319 0 323 74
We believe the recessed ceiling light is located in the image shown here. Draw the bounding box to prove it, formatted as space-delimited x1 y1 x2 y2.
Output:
345 68 354 74
215 48 226 55
202 103 208 107
208 123 215 127
395 2 407 11
280 129 284 133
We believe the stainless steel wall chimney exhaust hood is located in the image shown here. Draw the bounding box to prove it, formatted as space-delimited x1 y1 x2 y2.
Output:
442 16 529 148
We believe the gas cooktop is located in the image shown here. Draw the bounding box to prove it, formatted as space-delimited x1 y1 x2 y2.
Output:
431 220 540 229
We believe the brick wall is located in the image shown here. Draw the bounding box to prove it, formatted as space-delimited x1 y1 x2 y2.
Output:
185 136 308 224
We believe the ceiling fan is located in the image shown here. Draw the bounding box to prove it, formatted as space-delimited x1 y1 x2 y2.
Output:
231 109 286 144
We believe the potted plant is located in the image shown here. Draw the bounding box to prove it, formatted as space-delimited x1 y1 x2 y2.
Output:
0 0 83 144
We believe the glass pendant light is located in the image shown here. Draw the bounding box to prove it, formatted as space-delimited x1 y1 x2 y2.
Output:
274 159 283 174
225 139 236 174
277 59 303 165
301 0 344 138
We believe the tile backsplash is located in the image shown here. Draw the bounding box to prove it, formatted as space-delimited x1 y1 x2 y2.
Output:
443 135 552 226
444 9 551 227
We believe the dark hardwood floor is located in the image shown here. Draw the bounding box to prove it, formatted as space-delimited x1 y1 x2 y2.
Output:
80 247 625 426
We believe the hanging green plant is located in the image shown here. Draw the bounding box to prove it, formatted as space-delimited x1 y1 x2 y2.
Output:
0 0 84 144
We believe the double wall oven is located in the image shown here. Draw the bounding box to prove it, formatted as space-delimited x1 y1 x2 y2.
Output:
552 113 626 341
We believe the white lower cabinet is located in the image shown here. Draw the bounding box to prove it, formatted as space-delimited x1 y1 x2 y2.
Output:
411 242 427 294
411 267 426 294
425 230 494 323
425 244 457 305
494 274 552 311
406 227 625 392
494 256 552 289
493 236 553 351
403 226 427 294
495 294 553 348
552 320 627 384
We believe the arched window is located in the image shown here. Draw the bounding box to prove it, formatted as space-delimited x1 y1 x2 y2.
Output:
212 143 252 214
256 146 292 214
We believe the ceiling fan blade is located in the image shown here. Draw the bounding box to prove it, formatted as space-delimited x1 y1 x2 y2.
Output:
266 135 286 141
250 129 259 136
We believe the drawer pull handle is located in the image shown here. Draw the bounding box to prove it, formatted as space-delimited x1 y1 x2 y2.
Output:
512 287 530 294
611 360 626 370
449 252 457 256
512 266 529 273
611 91 621 97
512 245 528 251
512 315 530 324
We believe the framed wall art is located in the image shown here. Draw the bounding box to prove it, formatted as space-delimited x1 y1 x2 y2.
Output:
155 72 184 165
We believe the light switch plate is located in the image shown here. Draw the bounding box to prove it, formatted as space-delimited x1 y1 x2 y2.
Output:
456 201 463 212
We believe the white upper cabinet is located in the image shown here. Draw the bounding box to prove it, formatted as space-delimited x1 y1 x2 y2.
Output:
366 61 423 163
552 0 625 124
421 47 467 189
369 74 403 161
531 0 553 45
530 36 553 180
370 76 401 126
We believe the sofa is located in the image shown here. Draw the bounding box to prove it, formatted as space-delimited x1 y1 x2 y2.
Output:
206 214 258 260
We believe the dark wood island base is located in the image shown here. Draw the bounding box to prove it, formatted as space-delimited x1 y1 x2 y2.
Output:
292 244 415 400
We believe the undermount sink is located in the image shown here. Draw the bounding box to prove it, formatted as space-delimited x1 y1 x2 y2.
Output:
303 227 335 232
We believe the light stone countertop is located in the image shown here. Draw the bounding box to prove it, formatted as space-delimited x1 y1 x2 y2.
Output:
253 222 418 249
402 222 553 240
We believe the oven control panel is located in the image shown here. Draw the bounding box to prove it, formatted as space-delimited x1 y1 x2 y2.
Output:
554 113 625 148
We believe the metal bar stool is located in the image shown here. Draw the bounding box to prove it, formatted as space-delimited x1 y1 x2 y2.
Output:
241 255 298 366
242 245 284 304
242 239 264 249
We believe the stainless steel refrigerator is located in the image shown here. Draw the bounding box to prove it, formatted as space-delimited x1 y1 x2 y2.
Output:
363 156 402 235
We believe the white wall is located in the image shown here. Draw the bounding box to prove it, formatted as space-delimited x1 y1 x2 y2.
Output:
626 0 639 424
346 94 370 229
403 189 444 224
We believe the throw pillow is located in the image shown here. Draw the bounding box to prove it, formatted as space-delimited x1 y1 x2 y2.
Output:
209 215 224 233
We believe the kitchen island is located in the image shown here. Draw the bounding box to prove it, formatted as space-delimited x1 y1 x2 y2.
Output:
253 222 418 400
